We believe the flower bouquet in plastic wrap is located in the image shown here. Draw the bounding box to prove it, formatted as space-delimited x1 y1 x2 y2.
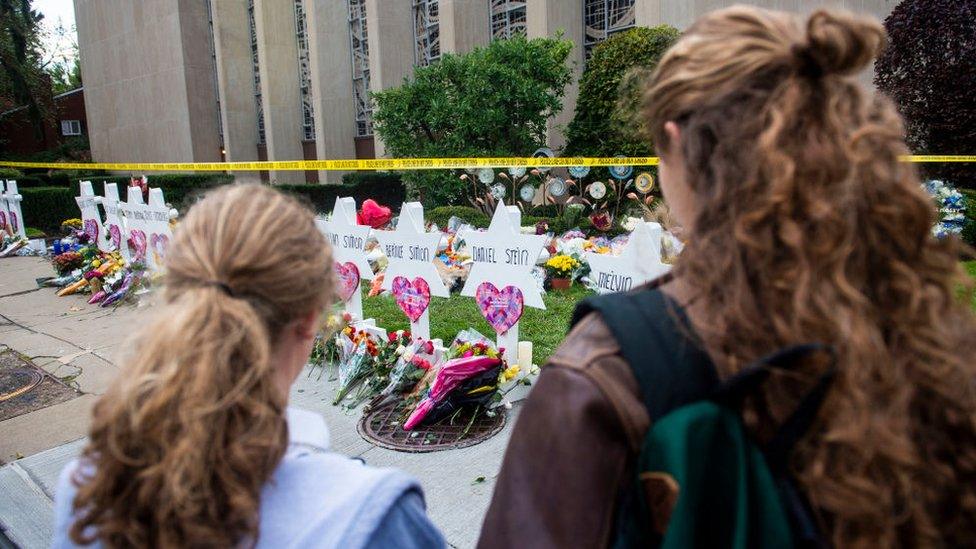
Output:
378 334 443 404
332 324 382 406
402 329 521 431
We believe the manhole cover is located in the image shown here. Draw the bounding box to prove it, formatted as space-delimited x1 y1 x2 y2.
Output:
0 368 43 402
358 399 506 453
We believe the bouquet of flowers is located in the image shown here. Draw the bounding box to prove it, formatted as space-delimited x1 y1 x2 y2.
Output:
381 335 440 400
346 329 414 407
923 180 967 238
60 218 83 234
332 324 382 405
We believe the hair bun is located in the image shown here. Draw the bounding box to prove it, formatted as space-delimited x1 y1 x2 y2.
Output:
802 9 886 77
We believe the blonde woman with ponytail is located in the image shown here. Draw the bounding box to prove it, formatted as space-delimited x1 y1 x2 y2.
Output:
482 6 976 548
51 185 444 548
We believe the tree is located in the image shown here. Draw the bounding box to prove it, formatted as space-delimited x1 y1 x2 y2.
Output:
0 0 50 140
372 35 573 207
564 25 679 158
875 0 976 188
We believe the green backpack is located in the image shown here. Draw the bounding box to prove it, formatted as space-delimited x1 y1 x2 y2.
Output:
573 288 834 548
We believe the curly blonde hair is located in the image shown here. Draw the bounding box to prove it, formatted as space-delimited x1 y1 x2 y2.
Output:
69 185 334 547
644 7 976 547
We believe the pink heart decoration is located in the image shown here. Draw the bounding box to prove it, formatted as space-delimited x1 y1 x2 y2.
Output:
129 230 147 260
9 211 17 232
108 224 122 248
84 219 99 242
392 276 431 323
0 211 6 227
476 282 524 335
150 233 169 259
335 261 361 302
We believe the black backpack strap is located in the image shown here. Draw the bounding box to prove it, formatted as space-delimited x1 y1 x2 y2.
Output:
571 287 719 421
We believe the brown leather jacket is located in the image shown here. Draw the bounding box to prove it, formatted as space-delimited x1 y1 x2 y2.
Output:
478 312 650 549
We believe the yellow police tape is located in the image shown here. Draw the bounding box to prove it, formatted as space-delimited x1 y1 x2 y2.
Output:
0 155 973 172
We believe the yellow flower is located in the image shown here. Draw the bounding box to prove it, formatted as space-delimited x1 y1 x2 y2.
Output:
502 365 521 382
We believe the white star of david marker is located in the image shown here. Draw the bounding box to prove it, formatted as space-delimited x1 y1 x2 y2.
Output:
316 197 374 280
586 221 670 294
461 202 548 309
375 202 449 297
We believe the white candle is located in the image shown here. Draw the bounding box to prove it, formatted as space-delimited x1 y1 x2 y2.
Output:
518 341 533 370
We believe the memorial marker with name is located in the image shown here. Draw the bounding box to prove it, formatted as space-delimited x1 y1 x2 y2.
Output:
586 221 670 294
0 181 9 233
3 181 26 239
77 181 111 252
120 187 151 269
102 183 131 262
375 202 447 340
316 197 374 320
461 202 547 361
145 188 174 271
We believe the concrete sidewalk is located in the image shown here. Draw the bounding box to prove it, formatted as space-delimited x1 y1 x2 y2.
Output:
0 257 522 548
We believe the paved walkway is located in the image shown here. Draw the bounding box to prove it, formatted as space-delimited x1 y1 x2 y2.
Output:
0 257 523 548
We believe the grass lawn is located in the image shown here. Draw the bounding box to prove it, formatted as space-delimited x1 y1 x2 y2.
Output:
359 261 976 364
361 284 593 365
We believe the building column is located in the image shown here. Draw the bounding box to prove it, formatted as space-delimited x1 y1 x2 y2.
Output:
253 0 304 183
440 0 490 55
210 0 261 182
365 0 414 158
635 0 663 27
527 0 584 152
305 0 357 184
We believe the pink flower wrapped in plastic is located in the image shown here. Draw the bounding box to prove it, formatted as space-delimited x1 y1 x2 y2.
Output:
403 355 501 430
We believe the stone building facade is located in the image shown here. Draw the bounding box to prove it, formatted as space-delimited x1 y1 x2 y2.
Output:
74 0 896 184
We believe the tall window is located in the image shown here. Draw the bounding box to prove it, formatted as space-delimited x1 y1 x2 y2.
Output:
295 0 315 141
206 0 224 149
247 0 266 144
583 0 635 58
412 0 440 67
490 0 526 40
348 0 372 137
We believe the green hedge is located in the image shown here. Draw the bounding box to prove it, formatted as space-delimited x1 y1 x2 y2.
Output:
20 187 78 234
71 174 234 211
962 189 976 247
280 173 406 213
428 206 491 229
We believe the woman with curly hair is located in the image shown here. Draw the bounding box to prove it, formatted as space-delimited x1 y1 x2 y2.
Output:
52 185 444 548
480 6 976 548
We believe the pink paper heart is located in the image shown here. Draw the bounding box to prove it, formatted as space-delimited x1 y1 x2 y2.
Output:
392 276 431 323
84 219 99 242
9 211 17 232
476 282 524 335
129 230 147 260
150 233 169 258
0 211 6 227
108 224 121 248
335 261 361 302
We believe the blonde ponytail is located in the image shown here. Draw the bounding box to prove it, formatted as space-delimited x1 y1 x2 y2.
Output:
70 185 334 547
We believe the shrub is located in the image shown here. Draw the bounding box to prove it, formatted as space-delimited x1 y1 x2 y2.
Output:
372 35 573 208
25 227 45 238
71 174 234 211
875 0 976 189
427 206 491 229
565 26 680 159
962 189 976 248
20 187 78 234
5 176 45 189
340 172 407 207
0 168 23 179
279 176 407 214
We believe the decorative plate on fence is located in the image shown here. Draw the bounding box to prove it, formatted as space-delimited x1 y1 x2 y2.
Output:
478 168 496 184
358 399 507 453
568 166 590 179
519 184 536 202
508 166 527 178
608 156 634 180
634 172 655 194
546 177 568 197
532 148 555 174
